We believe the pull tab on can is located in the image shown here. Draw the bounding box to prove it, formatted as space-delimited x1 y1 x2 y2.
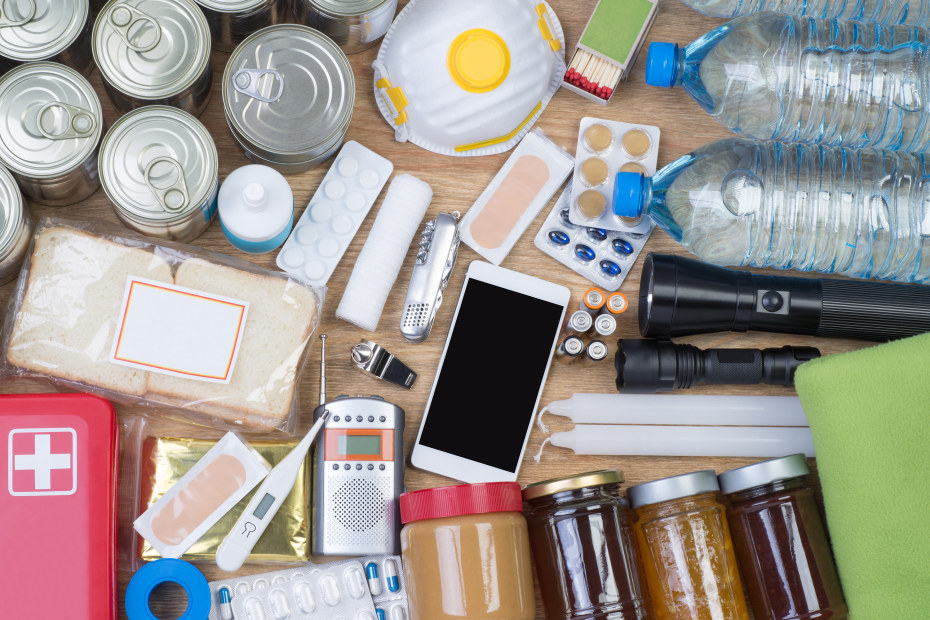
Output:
144 157 189 213
37 102 97 140
232 69 284 103
0 0 36 28
109 3 162 53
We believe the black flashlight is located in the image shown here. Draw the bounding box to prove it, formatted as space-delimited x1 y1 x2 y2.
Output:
639 254 930 341
615 339 820 393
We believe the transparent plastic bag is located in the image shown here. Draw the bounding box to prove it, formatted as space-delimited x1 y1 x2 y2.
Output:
1 217 324 433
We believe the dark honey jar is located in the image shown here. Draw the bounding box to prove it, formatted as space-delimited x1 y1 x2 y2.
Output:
719 455 847 620
523 470 650 620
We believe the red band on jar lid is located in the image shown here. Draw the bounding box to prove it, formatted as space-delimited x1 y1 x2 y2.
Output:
400 482 524 523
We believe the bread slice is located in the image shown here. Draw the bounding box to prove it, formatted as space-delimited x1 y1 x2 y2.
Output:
145 258 318 430
6 226 173 395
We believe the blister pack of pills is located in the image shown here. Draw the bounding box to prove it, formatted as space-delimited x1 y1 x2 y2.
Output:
276 141 393 286
568 117 660 233
534 186 648 290
208 560 376 620
363 555 409 620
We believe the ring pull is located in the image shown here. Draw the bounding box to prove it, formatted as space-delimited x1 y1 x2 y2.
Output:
0 0 36 28
37 102 97 140
109 3 161 53
144 157 189 213
233 69 284 103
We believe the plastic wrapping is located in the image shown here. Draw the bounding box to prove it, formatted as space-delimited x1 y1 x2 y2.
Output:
1 217 324 432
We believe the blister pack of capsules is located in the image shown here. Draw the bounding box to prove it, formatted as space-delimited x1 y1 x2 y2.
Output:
209 560 376 620
363 555 408 620
276 141 393 286
535 186 648 290
568 116 659 234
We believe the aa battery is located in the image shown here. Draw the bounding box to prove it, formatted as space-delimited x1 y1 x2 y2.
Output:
602 291 629 315
556 336 585 363
594 313 616 337
582 287 606 313
566 310 593 336
584 340 609 364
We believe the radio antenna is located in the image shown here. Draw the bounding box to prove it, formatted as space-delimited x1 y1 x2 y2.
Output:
319 334 327 406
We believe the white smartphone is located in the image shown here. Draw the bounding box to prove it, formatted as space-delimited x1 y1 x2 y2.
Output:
411 261 570 483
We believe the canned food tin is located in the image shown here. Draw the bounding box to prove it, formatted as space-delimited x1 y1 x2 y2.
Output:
99 106 219 242
197 0 290 52
0 0 93 76
93 0 213 116
0 62 102 206
0 164 33 285
224 25 354 174
294 0 397 54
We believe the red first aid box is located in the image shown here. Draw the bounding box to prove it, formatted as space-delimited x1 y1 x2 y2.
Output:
0 393 119 619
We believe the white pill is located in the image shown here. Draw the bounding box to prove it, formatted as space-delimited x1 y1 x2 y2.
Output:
359 169 380 189
245 598 266 620
320 575 342 606
345 192 366 212
331 214 353 235
338 156 359 176
310 202 333 222
294 582 315 613
269 589 291 620
345 566 367 599
390 604 407 620
302 259 326 281
296 224 319 246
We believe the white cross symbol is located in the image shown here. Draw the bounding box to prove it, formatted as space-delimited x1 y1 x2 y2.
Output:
14 434 71 490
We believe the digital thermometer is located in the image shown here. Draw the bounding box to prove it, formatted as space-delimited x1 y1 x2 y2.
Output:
216 407 331 572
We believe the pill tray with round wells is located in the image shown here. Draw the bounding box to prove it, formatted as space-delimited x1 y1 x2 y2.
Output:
276 141 394 286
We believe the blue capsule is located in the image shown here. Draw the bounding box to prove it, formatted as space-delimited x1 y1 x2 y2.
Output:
574 244 596 262
612 238 634 255
587 228 608 242
600 260 622 276
548 230 570 246
559 208 573 226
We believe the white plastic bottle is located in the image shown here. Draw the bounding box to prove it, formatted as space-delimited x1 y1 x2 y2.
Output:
218 164 293 254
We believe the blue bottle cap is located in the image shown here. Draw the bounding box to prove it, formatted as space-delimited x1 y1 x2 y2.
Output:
645 42 678 88
613 172 646 218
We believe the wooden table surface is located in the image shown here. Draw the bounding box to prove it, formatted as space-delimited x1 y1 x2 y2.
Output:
0 1 869 618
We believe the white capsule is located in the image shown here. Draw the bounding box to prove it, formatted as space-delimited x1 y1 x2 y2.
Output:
245 598 266 620
294 582 316 614
345 566 367 599
390 604 408 620
269 588 291 620
321 574 342 606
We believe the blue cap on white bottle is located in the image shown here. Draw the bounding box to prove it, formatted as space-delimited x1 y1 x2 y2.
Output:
645 42 679 88
613 172 647 218
219 164 294 254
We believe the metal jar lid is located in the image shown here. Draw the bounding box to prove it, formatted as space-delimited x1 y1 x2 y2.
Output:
93 0 210 100
99 106 218 223
0 62 102 178
223 24 354 164
0 164 24 257
0 0 89 62
523 469 624 501
628 469 719 509
196 0 269 11
718 454 810 495
303 0 392 16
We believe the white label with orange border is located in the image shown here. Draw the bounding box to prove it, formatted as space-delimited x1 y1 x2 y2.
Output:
110 277 249 384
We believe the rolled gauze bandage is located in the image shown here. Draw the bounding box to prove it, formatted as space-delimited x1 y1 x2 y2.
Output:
336 174 432 331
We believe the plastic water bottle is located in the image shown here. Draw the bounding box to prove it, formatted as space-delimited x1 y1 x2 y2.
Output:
646 12 930 150
679 0 930 27
612 137 930 283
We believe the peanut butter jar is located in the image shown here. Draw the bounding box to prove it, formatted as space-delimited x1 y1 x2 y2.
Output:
399 482 535 620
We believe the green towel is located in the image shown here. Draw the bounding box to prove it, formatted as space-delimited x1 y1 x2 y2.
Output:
794 333 930 619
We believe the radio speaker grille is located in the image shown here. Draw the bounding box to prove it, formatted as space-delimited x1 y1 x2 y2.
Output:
325 475 394 549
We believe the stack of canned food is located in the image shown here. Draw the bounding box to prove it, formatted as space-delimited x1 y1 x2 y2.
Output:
0 0 397 283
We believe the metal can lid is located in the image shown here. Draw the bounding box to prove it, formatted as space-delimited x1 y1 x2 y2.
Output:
586 340 608 362
99 106 218 223
0 62 102 178
196 0 268 11
0 0 88 62
628 469 719 509
718 454 809 495
523 469 623 501
301 0 393 16
0 164 24 257
94 0 210 100
223 25 354 161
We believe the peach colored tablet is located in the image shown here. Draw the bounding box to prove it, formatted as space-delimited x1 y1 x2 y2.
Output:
469 154 550 249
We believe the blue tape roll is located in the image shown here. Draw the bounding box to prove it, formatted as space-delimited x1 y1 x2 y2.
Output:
126 558 211 620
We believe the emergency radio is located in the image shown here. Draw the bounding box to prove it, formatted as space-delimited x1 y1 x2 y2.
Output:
311 335 404 556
